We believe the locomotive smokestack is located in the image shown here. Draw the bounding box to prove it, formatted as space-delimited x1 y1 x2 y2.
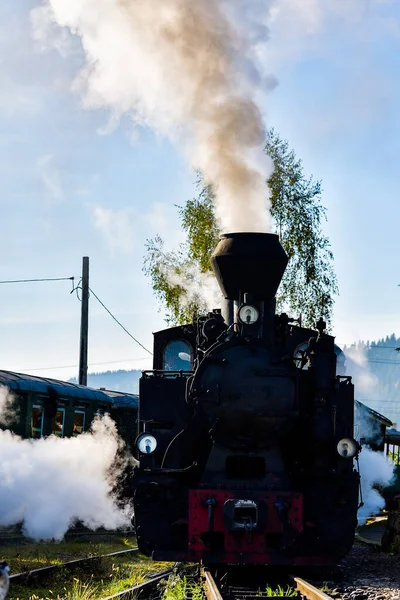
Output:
211 233 288 301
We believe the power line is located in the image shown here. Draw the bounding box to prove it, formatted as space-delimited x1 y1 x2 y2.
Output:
0 274 152 356
17 357 151 372
0 271 153 357
0 277 75 284
88 287 153 356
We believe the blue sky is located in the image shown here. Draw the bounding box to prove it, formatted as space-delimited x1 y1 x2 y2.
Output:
1 0 400 382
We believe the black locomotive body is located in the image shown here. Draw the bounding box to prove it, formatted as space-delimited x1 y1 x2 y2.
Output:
133 233 360 566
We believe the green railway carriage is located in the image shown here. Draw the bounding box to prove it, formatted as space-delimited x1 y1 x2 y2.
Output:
0 370 138 447
384 428 400 507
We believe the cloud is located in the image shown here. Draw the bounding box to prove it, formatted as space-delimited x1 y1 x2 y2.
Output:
0 3 78 119
144 202 171 236
89 201 183 254
90 205 136 254
256 0 400 73
256 0 400 137
267 0 399 48
37 154 64 203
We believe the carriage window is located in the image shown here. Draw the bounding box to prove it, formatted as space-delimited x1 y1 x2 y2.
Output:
52 409 65 437
31 405 44 438
163 340 193 370
73 410 85 436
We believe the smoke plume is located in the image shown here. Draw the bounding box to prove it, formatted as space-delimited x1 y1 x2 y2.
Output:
0 414 132 540
32 0 275 233
357 447 395 525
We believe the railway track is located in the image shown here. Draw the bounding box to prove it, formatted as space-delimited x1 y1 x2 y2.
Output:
9 549 336 600
10 549 178 600
9 547 140 584
202 567 335 600
102 565 176 600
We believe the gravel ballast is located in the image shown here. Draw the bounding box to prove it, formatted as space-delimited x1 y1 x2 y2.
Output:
315 541 400 600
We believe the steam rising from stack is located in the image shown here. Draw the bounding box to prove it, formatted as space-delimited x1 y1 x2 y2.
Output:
34 0 275 232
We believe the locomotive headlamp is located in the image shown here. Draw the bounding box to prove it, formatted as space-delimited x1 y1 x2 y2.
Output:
136 433 158 455
238 304 259 325
337 438 358 459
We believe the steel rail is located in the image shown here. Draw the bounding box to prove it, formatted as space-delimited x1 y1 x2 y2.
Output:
291 576 334 600
102 565 176 600
201 567 335 600
9 547 140 584
202 567 224 600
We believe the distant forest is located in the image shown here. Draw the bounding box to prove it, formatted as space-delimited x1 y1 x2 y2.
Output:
343 333 400 427
68 334 400 427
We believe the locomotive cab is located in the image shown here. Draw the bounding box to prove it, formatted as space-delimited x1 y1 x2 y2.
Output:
133 233 360 565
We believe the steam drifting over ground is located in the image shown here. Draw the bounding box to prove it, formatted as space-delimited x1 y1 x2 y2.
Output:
31 0 276 233
357 447 395 525
343 350 395 523
0 411 132 541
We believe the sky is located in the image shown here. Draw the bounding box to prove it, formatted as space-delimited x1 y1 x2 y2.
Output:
1 0 400 383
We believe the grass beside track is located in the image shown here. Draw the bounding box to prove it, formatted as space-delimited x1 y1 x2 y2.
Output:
4 535 173 600
160 568 203 600
3 535 137 574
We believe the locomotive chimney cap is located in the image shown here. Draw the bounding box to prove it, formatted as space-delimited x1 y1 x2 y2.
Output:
210 232 288 301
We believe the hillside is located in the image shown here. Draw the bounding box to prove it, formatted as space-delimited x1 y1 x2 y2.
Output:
69 369 141 394
343 333 400 427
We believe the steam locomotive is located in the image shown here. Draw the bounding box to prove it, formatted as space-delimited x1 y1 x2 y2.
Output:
133 232 360 566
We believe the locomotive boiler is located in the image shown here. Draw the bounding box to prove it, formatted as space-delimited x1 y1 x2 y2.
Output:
133 232 360 566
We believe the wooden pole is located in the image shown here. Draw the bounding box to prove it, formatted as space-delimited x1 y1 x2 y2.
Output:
78 257 89 386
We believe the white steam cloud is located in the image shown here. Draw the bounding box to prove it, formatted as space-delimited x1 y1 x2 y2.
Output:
0 385 18 427
31 0 276 233
345 345 379 400
358 447 395 525
167 265 222 315
354 402 382 446
0 415 132 540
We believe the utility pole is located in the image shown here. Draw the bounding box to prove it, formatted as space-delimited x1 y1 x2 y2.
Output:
78 257 89 386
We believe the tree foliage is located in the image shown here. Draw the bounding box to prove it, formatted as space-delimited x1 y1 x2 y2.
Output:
143 129 338 328
266 129 338 326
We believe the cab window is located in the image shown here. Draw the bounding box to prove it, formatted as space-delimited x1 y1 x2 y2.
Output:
163 340 193 370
